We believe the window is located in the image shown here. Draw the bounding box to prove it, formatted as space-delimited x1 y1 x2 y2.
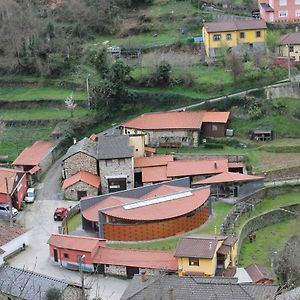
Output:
213 34 221 41
63 253 69 259
240 32 245 39
256 31 261 38
105 159 112 167
189 257 199 266
226 33 232 40
279 0 287 5
296 10 300 16
279 11 288 17
212 124 218 131
289 45 294 52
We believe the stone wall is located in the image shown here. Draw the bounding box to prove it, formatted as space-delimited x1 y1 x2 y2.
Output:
265 82 300 100
64 182 98 201
147 129 199 147
259 166 300 181
105 264 127 277
98 157 134 194
63 152 98 178
237 203 300 257
174 153 246 162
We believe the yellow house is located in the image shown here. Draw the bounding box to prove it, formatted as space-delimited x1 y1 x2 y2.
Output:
277 32 300 62
175 234 238 276
128 134 145 158
202 20 267 58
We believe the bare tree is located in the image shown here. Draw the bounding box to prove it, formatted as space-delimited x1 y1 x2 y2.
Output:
65 92 77 118
225 52 244 82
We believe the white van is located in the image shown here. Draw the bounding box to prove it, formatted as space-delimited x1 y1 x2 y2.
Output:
25 188 36 203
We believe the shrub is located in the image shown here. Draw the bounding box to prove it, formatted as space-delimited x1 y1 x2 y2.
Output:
204 143 224 149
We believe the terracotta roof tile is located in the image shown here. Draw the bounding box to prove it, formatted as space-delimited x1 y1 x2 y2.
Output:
0 168 25 194
62 171 100 189
202 112 230 123
134 155 173 168
122 111 206 130
144 147 156 154
228 162 245 169
94 247 177 270
0 225 27 247
167 159 228 178
139 185 189 199
193 172 263 185
142 166 170 183
13 141 53 166
47 234 105 252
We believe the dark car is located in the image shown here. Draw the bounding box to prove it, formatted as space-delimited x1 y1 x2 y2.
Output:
53 207 68 221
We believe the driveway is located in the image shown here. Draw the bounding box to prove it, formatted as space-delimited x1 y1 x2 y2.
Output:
8 158 129 300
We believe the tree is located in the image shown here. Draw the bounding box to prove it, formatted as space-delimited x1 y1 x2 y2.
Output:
65 92 77 118
155 61 172 87
94 48 110 78
266 30 280 54
225 52 244 82
46 287 63 300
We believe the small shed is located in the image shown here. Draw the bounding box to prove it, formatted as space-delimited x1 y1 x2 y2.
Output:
251 129 273 142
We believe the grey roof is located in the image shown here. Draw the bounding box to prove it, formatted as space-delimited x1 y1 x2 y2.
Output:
175 234 227 259
97 135 134 160
0 265 69 300
276 287 300 300
63 137 97 161
121 275 278 300
204 20 267 33
279 32 300 45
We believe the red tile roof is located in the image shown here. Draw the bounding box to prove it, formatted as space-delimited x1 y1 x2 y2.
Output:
139 185 189 199
228 162 245 169
82 186 210 222
245 264 274 283
167 159 228 178
62 171 101 189
89 133 98 141
193 172 263 185
202 112 230 123
28 165 41 175
93 247 177 271
0 168 24 194
144 147 156 154
0 225 27 247
122 111 207 130
12 141 53 166
134 155 174 168
47 234 105 252
142 166 170 183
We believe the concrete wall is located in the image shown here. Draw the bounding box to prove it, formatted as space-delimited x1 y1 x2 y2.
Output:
2 233 28 260
129 135 145 158
174 153 246 163
64 182 99 201
98 157 134 194
63 152 98 178
265 82 300 100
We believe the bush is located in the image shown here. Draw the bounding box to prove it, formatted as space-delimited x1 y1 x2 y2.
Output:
203 96 244 111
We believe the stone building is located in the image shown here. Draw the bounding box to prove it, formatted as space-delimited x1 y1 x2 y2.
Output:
121 111 230 148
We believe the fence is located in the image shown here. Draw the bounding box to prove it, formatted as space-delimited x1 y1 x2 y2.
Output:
61 204 80 234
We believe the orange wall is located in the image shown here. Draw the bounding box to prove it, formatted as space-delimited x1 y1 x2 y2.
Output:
103 204 209 241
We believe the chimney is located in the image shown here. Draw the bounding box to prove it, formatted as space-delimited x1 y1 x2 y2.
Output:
214 161 217 169
141 270 147 282
168 287 174 300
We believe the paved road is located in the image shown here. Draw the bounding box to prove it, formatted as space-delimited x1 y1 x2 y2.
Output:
8 159 129 300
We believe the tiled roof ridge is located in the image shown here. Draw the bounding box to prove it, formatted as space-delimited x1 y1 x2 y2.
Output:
1 265 70 285
50 233 105 242
104 246 175 255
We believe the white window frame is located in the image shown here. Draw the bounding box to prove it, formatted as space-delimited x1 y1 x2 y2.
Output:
279 0 287 5
279 11 288 17
213 34 221 41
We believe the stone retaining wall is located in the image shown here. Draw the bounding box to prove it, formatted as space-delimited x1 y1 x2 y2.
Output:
174 153 246 162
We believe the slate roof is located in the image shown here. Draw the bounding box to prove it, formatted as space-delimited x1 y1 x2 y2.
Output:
175 234 227 259
121 275 278 300
204 20 267 33
0 225 27 248
63 137 97 161
97 135 134 159
0 265 69 300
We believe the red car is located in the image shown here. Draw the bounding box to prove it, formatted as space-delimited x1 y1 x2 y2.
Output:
54 207 68 221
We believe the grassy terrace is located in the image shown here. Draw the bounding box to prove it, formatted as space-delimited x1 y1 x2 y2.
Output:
109 201 232 251
238 191 300 267
0 86 86 101
0 108 92 120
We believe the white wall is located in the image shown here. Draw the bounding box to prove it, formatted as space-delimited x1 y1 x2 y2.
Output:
2 233 28 259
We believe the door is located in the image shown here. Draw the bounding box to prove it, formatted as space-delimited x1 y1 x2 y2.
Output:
53 249 58 262
126 266 140 279
77 191 87 200
234 186 239 197
94 264 105 274
108 178 127 193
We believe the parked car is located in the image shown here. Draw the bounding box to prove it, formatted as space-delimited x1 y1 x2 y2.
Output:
0 204 18 221
25 188 36 203
53 207 68 221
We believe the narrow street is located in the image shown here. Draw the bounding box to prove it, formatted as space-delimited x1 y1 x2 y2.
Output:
8 158 129 300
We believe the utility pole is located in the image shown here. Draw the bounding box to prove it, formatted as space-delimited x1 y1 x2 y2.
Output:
79 255 86 300
5 177 13 227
